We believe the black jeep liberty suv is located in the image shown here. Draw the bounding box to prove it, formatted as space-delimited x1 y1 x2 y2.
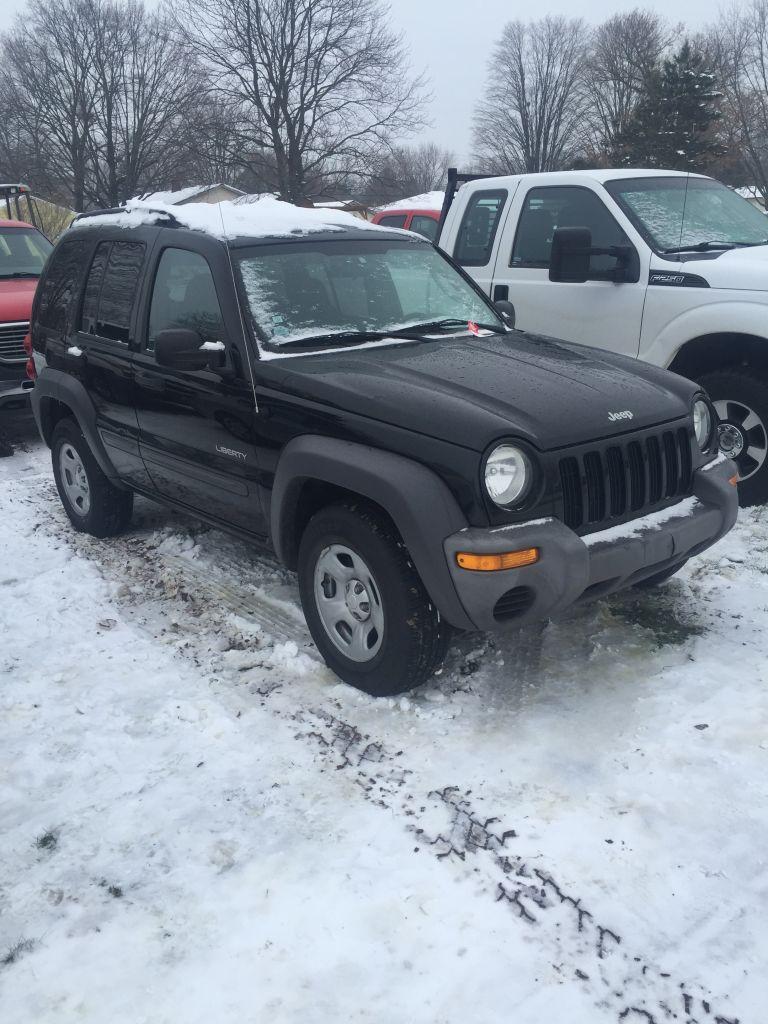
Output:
30 200 738 696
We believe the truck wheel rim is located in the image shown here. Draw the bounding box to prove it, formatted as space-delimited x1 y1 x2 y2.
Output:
59 443 91 515
714 399 768 482
313 544 384 663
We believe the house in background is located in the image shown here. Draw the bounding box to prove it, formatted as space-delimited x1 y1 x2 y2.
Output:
135 183 245 206
735 185 767 211
310 198 372 220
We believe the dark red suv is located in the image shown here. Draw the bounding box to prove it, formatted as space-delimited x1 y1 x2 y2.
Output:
0 218 53 411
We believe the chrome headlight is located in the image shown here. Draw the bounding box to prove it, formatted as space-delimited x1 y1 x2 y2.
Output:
484 444 531 507
693 399 713 451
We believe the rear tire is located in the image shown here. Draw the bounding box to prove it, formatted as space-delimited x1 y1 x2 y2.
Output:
51 418 133 537
298 502 451 696
698 368 768 507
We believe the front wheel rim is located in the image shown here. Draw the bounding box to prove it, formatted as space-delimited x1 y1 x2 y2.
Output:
59 443 91 515
313 543 385 663
714 399 768 482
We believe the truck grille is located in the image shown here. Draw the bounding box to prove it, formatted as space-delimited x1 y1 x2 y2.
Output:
558 426 693 532
0 321 28 363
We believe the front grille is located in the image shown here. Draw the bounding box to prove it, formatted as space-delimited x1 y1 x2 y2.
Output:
558 426 693 533
0 321 28 363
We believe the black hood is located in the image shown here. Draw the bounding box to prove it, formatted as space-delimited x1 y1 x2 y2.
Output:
265 332 698 452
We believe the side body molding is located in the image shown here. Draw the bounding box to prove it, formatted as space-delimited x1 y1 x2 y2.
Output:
270 435 475 630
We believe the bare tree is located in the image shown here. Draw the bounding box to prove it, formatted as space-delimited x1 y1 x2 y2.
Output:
364 142 453 204
174 0 427 202
584 9 679 159
86 1 203 206
710 1 768 201
473 17 588 174
1 0 99 210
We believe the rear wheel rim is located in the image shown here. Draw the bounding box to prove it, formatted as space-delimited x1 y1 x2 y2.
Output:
313 543 384 663
59 443 91 515
714 399 768 482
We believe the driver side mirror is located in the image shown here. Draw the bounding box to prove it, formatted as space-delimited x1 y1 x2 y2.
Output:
154 329 227 373
549 227 592 283
549 227 639 284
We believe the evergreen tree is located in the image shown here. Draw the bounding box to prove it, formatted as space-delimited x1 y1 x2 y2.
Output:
613 41 724 170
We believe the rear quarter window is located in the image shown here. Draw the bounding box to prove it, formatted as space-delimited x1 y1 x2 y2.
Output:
453 190 507 267
36 239 87 333
80 240 145 343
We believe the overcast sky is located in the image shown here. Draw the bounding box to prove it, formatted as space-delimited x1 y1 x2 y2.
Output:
1 0 728 163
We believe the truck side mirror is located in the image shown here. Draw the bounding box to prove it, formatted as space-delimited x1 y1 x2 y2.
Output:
494 299 516 328
154 329 214 371
549 227 592 283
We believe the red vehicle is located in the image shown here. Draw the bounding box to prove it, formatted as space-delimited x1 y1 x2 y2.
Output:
0 186 52 411
371 194 443 242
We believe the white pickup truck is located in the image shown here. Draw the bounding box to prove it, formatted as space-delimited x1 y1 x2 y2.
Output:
437 168 768 505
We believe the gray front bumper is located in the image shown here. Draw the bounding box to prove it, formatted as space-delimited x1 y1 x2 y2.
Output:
0 377 33 411
443 456 738 631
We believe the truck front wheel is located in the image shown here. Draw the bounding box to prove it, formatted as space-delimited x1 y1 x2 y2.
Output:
698 369 768 507
298 502 451 696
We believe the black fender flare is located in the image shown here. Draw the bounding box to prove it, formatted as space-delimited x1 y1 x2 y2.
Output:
271 435 475 630
31 369 124 485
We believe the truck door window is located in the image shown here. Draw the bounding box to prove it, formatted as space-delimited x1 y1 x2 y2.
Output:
377 214 408 229
511 186 632 277
147 248 225 351
410 215 439 242
79 240 145 343
453 190 507 267
36 239 87 334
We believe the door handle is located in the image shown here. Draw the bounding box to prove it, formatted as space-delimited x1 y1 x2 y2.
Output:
493 284 509 301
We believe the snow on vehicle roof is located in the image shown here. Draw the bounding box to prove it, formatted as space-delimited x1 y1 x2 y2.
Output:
376 190 445 212
72 195 393 241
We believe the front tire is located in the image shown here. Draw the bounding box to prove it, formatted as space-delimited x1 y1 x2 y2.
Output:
298 502 451 696
698 369 768 506
51 418 133 537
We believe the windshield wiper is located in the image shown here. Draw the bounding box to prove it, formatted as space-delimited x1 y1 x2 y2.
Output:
661 239 765 254
0 271 40 279
271 320 507 351
396 317 506 335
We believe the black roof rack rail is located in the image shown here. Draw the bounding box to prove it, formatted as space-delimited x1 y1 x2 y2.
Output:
436 167 500 244
73 205 181 227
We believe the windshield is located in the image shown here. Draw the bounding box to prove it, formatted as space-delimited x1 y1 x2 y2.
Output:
0 226 52 277
604 176 768 253
235 238 502 353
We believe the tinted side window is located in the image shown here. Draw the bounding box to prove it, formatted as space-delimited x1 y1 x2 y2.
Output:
80 241 110 335
37 240 87 332
95 241 145 342
410 215 439 241
453 190 507 267
378 214 407 229
512 186 631 276
147 248 224 351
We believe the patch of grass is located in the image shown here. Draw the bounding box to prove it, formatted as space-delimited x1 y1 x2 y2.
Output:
609 592 706 647
1 939 35 968
35 830 58 852
98 879 124 899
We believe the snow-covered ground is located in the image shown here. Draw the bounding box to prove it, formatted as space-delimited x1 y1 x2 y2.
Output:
1 414 766 1023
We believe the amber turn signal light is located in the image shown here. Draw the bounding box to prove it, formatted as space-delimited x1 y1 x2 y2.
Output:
728 474 739 486
456 548 540 571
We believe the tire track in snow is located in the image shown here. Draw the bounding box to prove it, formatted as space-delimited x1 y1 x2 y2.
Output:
25 470 744 1024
